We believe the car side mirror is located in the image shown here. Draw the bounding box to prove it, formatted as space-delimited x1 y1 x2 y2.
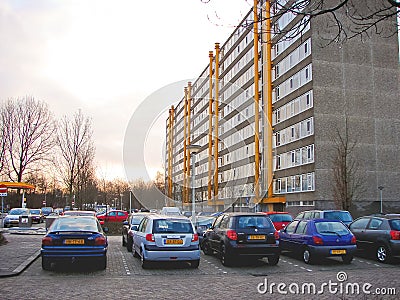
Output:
131 225 138 231
123 221 129 226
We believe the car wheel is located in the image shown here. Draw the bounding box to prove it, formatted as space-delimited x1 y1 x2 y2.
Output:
190 259 200 268
268 255 280 266
376 244 391 263
122 235 126 246
221 244 232 267
99 256 107 270
303 247 313 264
126 237 133 252
133 246 139 258
141 252 149 269
42 257 52 271
202 240 213 255
342 254 353 264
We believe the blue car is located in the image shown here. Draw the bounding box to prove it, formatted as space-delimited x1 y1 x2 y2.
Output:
41 216 108 270
279 219 356 264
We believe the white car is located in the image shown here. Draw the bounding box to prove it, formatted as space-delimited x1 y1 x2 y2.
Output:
160 207 181 216
4 208 31 227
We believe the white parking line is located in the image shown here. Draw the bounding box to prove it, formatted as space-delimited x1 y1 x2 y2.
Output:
120 250 131 275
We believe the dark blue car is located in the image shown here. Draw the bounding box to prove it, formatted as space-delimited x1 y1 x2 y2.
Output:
41 216 108 270
279 219 356 264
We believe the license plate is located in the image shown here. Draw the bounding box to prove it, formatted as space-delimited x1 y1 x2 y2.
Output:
64 239 85 245
165 239 183 245
248 235 266 240
331 249 346 255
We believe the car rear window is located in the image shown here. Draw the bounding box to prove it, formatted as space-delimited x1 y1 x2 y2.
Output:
153 219 194 234
389 219 400 231
315 221 350 235
268 214 293 222
324 211 353 222
237 216 273 229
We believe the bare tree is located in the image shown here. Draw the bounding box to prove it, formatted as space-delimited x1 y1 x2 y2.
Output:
56 110 95 203
204 0 399 44
2 97 55 182
331 118 364 211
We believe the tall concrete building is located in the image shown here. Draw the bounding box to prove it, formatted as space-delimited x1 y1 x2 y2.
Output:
165 0 400 217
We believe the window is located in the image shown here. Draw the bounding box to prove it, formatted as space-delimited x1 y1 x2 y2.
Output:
349 218 370 230
304 42 308 54
367 219 383 230
295 221 307 234
285 220 299 233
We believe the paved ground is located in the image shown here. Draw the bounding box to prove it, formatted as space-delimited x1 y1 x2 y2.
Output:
0 227 44 277
0 226 399 299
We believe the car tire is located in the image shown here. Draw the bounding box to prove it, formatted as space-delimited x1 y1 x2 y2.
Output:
268 255 280 266
42 257 51 271
221 244 233 267
99 256 107 270
376 244 391 263
190 259 200 268
141 253 149 269
303 247 314 264
202 240 213 255
342 254 353 264
133 246 139 258
122 235 126 246
126 237 133 252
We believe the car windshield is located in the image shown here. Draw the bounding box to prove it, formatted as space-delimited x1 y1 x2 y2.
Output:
30 209 41 214
50 217 100 232
41 207 52 213
268 214 293 222
324 211 352 222
9 209 28 215
389 219 400 231
238 216 272 229
153 219 194 234
315 221 350 235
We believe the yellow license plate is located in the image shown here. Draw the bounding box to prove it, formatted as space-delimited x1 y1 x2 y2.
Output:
249 235 266 240
165 239 183 245
331 249 346 255
64 239 84 245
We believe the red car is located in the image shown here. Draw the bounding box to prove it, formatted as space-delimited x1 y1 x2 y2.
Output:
97 210 129 225
262 212 293 230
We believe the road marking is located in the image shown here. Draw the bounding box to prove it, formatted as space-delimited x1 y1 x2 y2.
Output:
120 250 131 275
374 264 380 267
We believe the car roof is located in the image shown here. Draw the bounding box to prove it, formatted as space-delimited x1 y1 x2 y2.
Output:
220 212 270 217
263 211 291 215
146 214 190 220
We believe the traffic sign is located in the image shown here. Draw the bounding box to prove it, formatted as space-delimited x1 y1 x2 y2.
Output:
0 185 7 197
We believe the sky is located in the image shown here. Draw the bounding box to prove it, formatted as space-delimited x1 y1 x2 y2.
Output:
0 0 252 182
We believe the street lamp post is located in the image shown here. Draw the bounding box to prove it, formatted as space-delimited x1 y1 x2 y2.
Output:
378 186 384 214
120 193 123 210
187 144 201 225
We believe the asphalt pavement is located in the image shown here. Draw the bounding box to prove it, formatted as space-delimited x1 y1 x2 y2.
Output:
0 227 45 277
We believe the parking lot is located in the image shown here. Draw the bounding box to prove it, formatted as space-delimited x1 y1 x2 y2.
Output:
1 234 397 299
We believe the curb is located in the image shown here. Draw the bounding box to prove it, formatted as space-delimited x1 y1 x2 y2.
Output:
0 249 41 278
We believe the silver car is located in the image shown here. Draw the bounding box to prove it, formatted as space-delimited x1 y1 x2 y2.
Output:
133 214 200 269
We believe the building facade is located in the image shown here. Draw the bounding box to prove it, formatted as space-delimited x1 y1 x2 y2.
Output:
165 0 400 217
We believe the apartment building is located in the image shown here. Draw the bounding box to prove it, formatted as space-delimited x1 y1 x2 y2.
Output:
165 0 400 216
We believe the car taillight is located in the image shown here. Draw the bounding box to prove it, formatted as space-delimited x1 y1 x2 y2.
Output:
146 234 155 242
227 230 237 241
192 233 199 242
312 236 324 245
390 230 400 240
42 236 53 246
351 235 357 244
274 231 279 240
95 236 107 245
